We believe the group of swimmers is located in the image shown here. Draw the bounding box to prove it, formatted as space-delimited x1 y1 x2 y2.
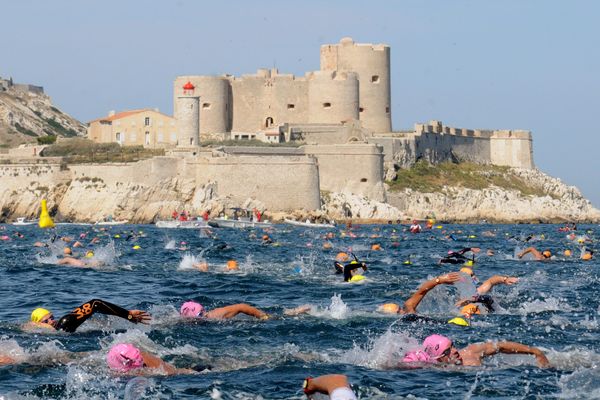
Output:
2 223 597 399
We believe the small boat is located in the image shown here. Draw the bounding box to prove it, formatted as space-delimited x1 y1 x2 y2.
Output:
284 219 335 229
155 219 209 229
208 217 273 229
12 217 35 226
95 220 129 226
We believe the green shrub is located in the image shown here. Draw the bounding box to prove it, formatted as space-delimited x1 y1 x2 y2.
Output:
37 135 57 145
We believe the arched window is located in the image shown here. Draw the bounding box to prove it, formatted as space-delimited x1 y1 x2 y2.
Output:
265 117 274 127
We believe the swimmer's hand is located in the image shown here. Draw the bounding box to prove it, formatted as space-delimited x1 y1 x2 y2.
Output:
128 310 151 324
534 350 550 368
439 272 461 284
503 277 519 285
284 305 312 316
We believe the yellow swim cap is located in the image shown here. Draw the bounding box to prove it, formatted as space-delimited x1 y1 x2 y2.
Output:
114 234 121 238
349 275 365 282
85 251 94 258
31 308 51 323
468 235 477 239
464 260 474 267
448 317 470 326
403 260 412 265
132 245 141 250
379 303 400 314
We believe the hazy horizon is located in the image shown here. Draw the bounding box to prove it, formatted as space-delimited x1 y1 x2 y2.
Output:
2 0 598 207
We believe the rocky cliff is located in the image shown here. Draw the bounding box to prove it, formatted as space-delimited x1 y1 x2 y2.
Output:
0 80 86 147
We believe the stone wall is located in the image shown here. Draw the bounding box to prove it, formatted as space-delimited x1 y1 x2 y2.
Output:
303 143 385 201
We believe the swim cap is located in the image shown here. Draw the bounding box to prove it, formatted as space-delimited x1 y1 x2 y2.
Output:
335 252 349 262
402 350 434 363
371 244 381 251
460 304 481 316
106 343 144 372
63 247 72 255
564 249 572 256
464 260 474 267
448 317 469 326
542 250 552 258
180 301 205 318
379 303 400 314
262 235 269 240
226 260 238 270
349 275 365 282
132 245 141 250
323 242 332 249
582 253 592 261
85 250 94 258
31 308 51 323
460 267 473 276
422 334 453 359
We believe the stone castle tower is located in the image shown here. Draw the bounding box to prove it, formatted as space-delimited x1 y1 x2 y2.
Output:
173 37 392 137
175 81 200 147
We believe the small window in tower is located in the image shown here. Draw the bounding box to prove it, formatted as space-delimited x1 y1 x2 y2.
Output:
144 117 150 126
202 103 211 109
371 75 380 83
385 106 390 113
287 104 295 109
360 178 368 182
359 107 364 113
323 102 331 108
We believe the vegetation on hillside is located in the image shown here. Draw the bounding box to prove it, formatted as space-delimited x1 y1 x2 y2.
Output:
41 138 164 163
387 161 550 197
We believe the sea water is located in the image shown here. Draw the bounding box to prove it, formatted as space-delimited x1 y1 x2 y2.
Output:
0 223 598 399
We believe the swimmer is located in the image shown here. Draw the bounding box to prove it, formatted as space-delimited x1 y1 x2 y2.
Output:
26 299 150 333
303 374 357 400
379 272 461 315
107 343 194 375
333 256 367 282
57 255 103 268
402 334 549 367
581 248 594 261
456 274 519 314
517 247 552 260
180 301 269 320
439 247 480 265
261 234 273 245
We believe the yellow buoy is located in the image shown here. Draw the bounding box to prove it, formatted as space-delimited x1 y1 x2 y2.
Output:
38 199 55 229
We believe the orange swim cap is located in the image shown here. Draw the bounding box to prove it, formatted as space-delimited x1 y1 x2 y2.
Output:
460 267 473 276
226 260 238 270
582 253 592 261
323 242 332 249
371 244 381 251
63 247 72 255
379 303 400 314
564 249 572 257
542 250 552 258
335 252 349 262
460 304 481 317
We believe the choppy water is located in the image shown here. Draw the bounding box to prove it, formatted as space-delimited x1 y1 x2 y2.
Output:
0 223 598 399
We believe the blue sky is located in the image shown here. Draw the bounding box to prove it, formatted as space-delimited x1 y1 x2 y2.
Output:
2 0 599 206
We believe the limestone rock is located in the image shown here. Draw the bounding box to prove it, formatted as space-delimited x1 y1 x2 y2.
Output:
323 191 405 220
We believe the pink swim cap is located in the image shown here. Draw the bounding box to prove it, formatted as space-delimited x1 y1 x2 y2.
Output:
180 301 205 318
402 350 434 363
106 343 143 372
403 335 453 364
423 334 453 359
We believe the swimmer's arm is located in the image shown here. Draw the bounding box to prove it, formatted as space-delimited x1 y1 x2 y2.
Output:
303 374 353 396
517 247 537 259
463 341 549 367
477 276 519 294
205 304 269 320
403 272 461 313
55 299 150 332
140 351 195 375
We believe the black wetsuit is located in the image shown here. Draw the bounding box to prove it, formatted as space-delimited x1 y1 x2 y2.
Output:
462 294 495 312
334 261 367 282
54 299 133 333
439 248 474 264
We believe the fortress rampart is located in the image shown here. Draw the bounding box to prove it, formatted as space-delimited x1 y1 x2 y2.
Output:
370 120 534 170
